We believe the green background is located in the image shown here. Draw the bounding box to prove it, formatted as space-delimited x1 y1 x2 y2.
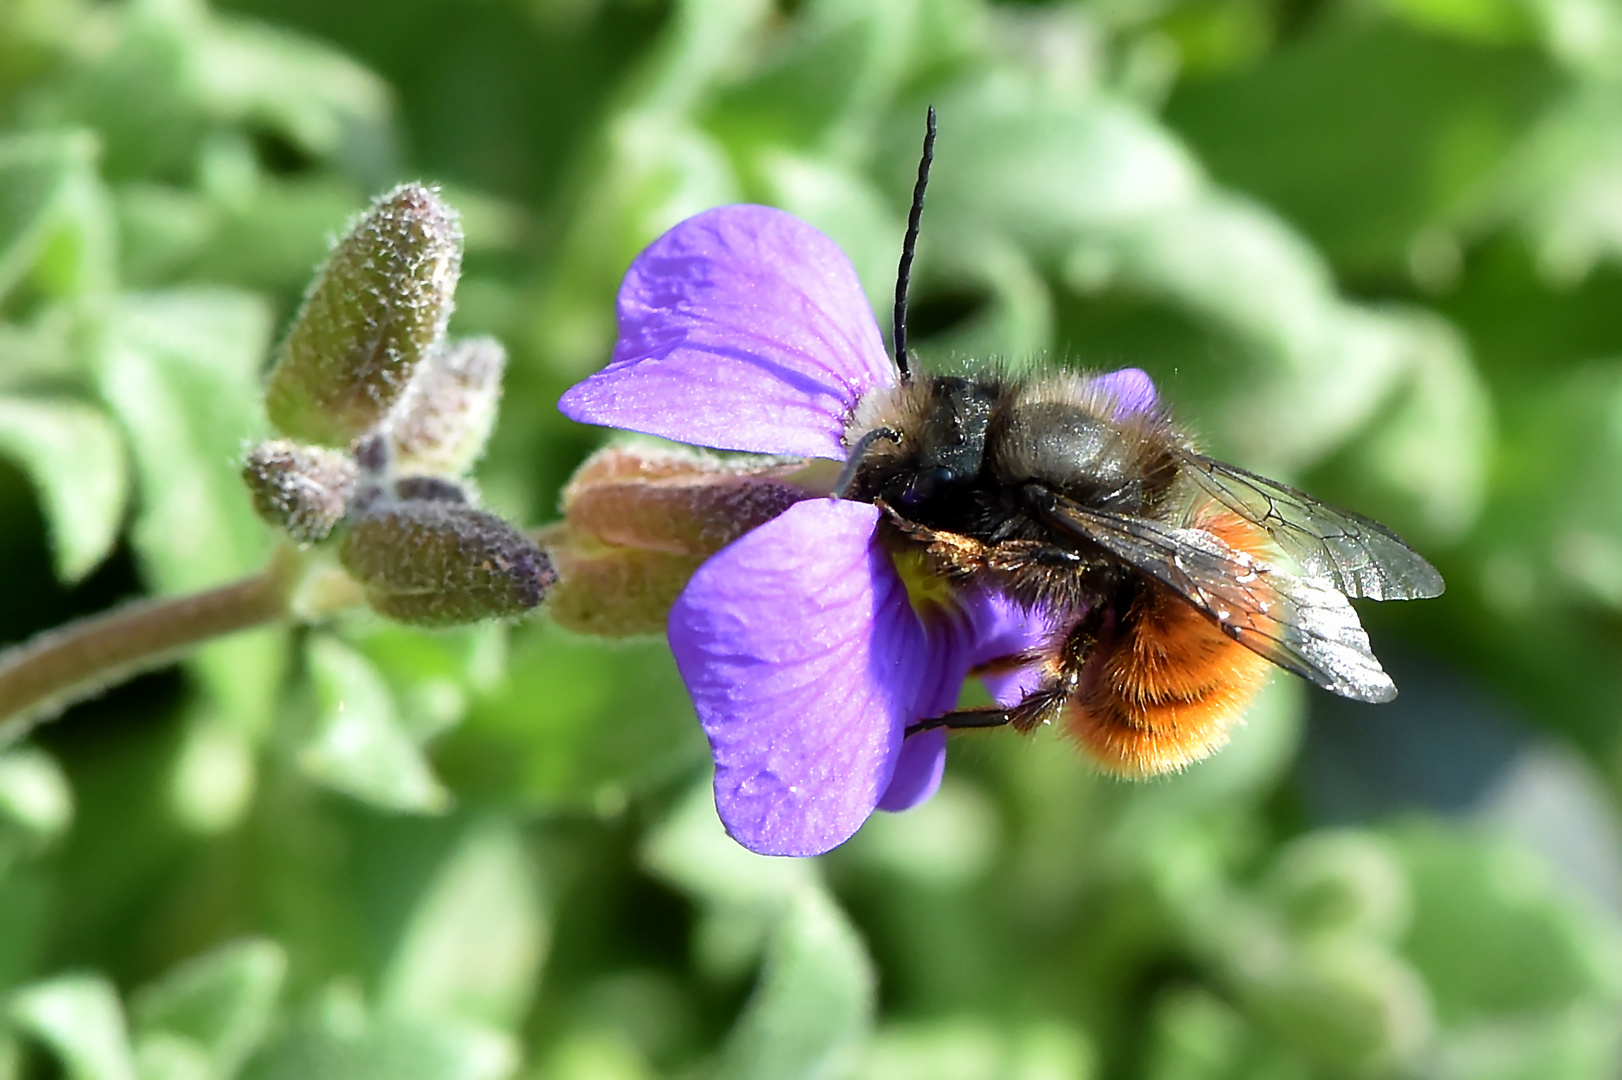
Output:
3 0 1622 1076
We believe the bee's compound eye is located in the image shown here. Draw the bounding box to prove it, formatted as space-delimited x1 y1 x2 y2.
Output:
901 466 956 507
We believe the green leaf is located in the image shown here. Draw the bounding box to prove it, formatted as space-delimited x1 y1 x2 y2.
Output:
713 885 876 1080
1142 988 1253 1080
349 622 505 742
96 287 271 593
1264 831 1412 944
532 114 739 377
1393 823 1622 1022
0 129 114 303
642 781 817 912
44 0 389 185
1164 21 1554 275
439 620 705 812
1472 89 1622 284
642 783 820 982
196 17 394 175
533 1032 655 1080
839 778 1000 890
131 938 287 1079
855 1018 1097 1080
914 231 1053 371
1433 1004 1622 1080
920 79 1202 261
1331 310 1492 540
168 714 257 835
1372 0 1537 45
1479 360 1622 613
95 287 285 734
133 1034 213 1080
379 819 547 1031
1240 936 1433 1076
0 746 73 849
239 988 515 1080
10 974 137 1080
0 395 128 582
1531 0 1622 76
117 180 362 295
299 635 449 814
633 0 775 118
530 0 774 375
0 311 81 390
708 0 928 152
1101 192 1412 469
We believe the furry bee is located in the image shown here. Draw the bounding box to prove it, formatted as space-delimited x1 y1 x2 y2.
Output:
839 110 1445 776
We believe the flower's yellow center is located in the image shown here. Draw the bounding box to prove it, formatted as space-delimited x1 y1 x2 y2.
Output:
889 546 957 618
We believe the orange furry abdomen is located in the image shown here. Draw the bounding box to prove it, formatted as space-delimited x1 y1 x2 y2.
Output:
1064 511 1274 777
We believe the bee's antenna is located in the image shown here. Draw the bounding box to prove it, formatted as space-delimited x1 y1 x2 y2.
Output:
893 105 935 386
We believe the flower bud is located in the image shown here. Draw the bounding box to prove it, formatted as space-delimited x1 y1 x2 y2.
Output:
389 337 506 474
544 444 808 636
339 499 554 626
241 439 358 544
392 475 469 503
265 183 463 446
543 545 708 637
561 444 807 556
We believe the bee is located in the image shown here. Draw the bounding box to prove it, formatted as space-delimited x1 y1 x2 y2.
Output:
838 109 1444 777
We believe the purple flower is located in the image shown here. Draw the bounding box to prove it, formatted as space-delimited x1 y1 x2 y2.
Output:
560 205 1155 857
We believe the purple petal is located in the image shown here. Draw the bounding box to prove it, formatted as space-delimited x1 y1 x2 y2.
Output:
878 586 1059 813
877 730 947 811
980 661 1050 709
669 499 928 856
1091 368 1158 419
956 586 1060 671
560 206 897 458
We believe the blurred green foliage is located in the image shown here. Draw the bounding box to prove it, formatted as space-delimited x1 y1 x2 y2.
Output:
3 0 1622 1076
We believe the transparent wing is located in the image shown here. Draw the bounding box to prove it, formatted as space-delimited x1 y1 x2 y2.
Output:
1177 453 1444 601
1029 488 1396 703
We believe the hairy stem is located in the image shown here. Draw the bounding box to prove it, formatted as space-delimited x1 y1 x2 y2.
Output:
0 564 292 741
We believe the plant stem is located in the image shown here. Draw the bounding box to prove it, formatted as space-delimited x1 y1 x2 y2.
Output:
0 566 291 741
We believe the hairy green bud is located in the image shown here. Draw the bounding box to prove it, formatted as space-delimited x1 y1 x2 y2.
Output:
390 336 506 475
241 439 358 544
265 183 463 446
339 498 553 626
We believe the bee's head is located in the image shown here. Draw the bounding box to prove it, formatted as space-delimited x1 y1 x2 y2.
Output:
841 375 998 519
886 377 995 507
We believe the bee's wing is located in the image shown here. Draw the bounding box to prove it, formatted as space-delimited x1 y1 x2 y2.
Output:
1176 453 1444 601
1031 490 1397 703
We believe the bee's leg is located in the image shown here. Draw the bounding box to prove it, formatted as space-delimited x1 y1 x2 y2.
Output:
905 607 1111 738
905 681 1072 737
986 541 1085 571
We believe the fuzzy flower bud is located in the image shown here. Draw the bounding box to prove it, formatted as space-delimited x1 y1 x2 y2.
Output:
544 444 809 636
389 337 506 475
339 498 554 626
265 183 463 446
242 439 358 543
